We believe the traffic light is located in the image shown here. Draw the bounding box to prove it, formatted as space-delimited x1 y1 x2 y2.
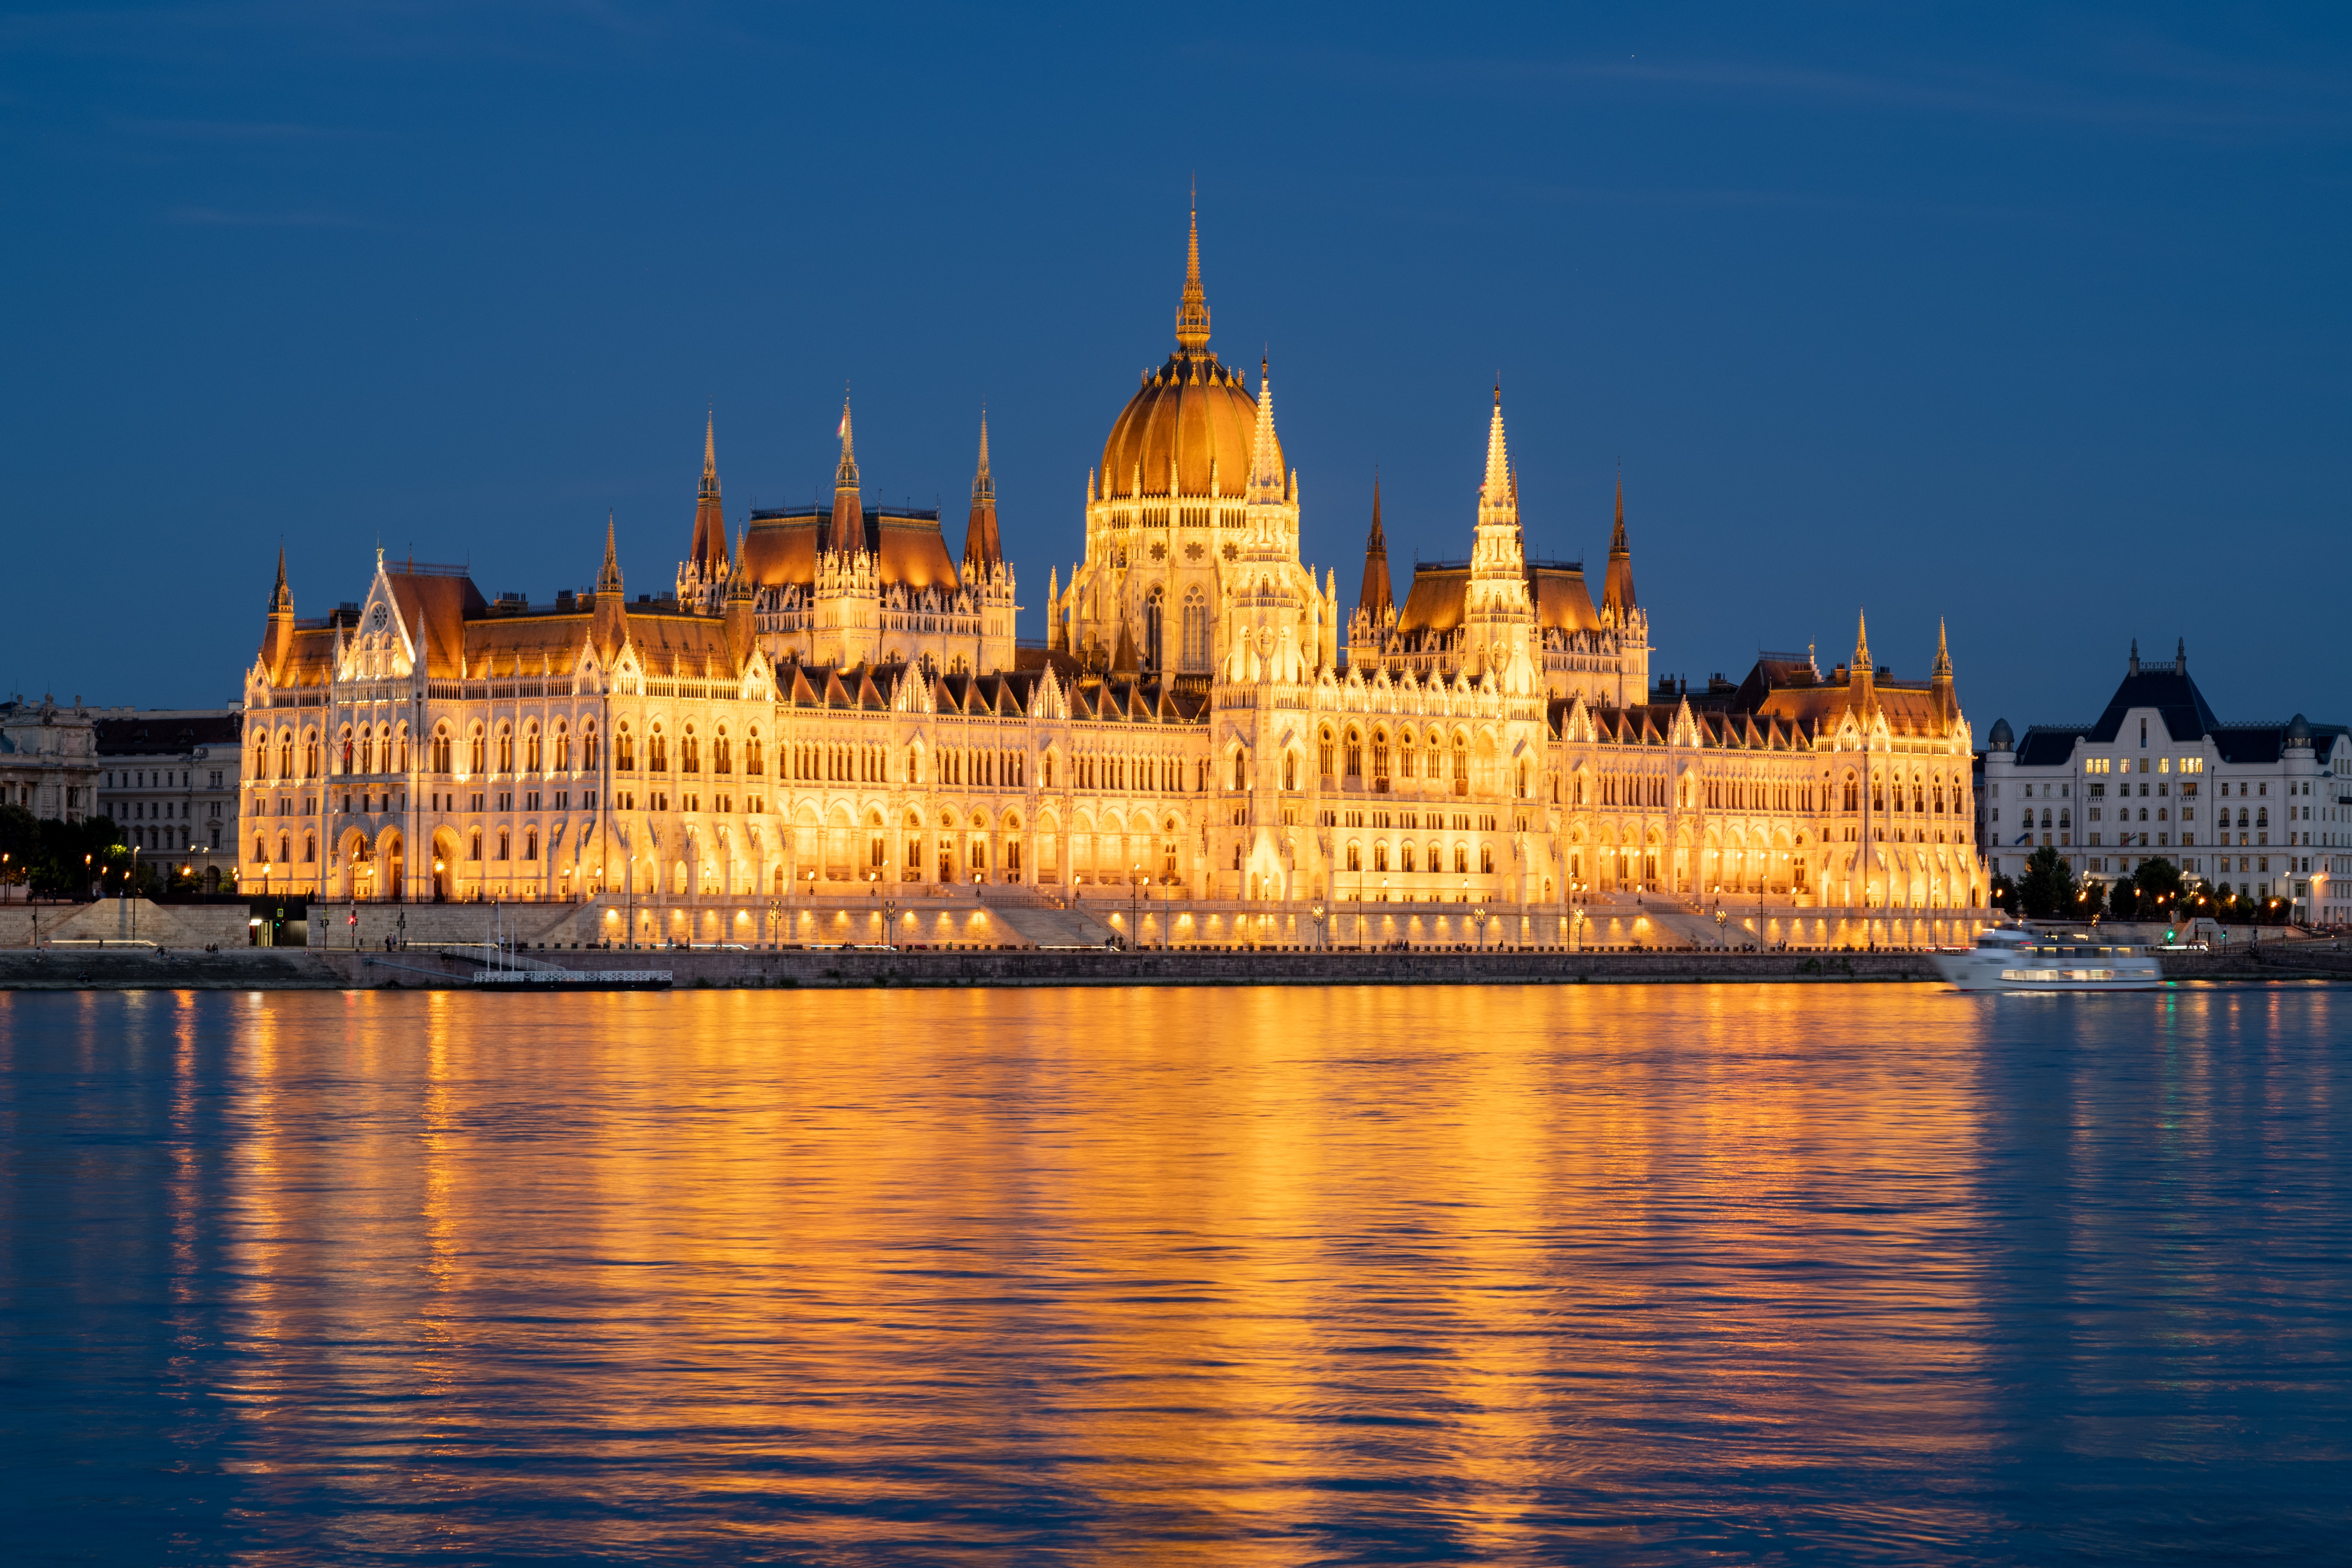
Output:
2166 928 2176 944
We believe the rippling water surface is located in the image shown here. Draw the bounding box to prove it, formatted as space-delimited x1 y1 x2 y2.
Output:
2 984 2347 1564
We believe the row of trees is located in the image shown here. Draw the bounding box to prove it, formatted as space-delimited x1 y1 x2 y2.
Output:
1990 848 2296 925
0 805 149 898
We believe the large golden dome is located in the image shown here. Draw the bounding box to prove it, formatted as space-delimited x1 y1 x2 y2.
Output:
1098 210 1280 500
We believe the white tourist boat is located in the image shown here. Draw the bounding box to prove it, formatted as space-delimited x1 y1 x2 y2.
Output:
1933 925 2165 992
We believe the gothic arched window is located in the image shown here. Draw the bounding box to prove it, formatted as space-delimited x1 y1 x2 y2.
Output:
1144 588 1165 674
1180 588 1207 672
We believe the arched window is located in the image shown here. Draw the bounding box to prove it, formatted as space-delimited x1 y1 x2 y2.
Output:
1402 842 1417 873
1232 750 1247 790
524 830 539 861
303 833 316 863
1452 736 1468 793
1399 731 1415 778
277 734 293 780
432 726 452 775
745 728 762 775
583 724 598 770
1372 731 1391 786
1319 727 1335 778
341 727 355 773
714 729 731 775
1373 841 1389 873
497 726 514 773
553 725 570 772
1481 844 1495 874
1344 729 1363 778
650 727 667 773
469 728 486 775
468 829 483 861
1180 588 1207 672
1516 760 1529 798
303 733 319 779
1346 841 1362 872
616 725 634 771
1282 751 1297 790
495 829 509 861
681 727 699 774
1144 587 1165 674
524 725 541 773
1454 843 1469 874
395 725 408 774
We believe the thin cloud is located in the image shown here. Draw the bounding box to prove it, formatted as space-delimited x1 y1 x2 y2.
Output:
1315 47 2352 142
164 205 386 230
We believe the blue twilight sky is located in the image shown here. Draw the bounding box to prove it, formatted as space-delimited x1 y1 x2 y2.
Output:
3 3 2347 734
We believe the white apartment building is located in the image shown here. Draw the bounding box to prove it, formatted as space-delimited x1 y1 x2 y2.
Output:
1982 642 2350 923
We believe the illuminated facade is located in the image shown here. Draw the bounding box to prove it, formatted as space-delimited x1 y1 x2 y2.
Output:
1982 642 2351 922
239 210 1987 939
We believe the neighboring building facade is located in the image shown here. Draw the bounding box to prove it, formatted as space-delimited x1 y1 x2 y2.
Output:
0 694 98 824
93 708 243 890
1981 642 2350 922
237 213 1985 939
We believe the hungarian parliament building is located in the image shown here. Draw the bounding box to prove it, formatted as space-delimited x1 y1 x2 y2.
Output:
239 211 1987 944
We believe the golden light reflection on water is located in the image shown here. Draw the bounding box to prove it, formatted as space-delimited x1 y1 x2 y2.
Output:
121 985 2029 1560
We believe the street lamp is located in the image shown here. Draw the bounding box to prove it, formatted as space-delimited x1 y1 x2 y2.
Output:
1311 900 1327 950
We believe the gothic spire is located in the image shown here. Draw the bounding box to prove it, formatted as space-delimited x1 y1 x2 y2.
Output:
1246 356 1283 503
269 541 292 615
829 393 865 557
1932 617 1952 678
1481 383 1511 513
690 409 727 573
963 408 1001 575
1175 190 1211 355
1359 475 1393 619
1855 609 1871 670
1602 468 1636 624
599 511 624 595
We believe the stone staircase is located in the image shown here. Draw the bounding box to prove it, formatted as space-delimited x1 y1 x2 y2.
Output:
980 896 1119 949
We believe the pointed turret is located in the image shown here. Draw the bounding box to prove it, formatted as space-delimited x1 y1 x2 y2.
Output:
1480 384 1513 519
1848 609 1875 711
2129 637 2141 676
1601 471 1637 627
598 511 624 595
690 409 727 575
2175 636 2187 675
1930 618 1956 732
261 542 296 681
962 409 1001 575
828 394 864 557
1175 189 1211 355
1359 476 1393 620
724 524 756 669
593 512 629 655
1246 356 1283 504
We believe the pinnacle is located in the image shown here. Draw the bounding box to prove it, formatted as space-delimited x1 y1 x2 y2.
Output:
1481 390 1512 511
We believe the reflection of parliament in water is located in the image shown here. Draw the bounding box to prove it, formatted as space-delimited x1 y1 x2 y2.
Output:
240 209 1987 943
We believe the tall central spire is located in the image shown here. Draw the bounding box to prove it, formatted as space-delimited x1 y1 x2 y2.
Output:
1175 190 1211 355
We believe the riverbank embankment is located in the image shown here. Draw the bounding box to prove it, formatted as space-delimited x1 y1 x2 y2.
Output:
1 943 2344 990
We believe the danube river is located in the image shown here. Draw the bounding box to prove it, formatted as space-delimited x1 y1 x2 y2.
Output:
3 985 2347 1564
